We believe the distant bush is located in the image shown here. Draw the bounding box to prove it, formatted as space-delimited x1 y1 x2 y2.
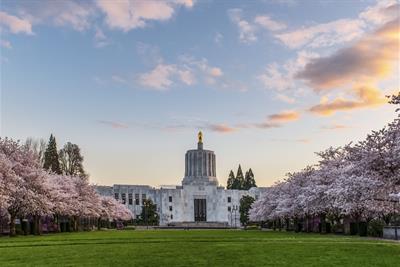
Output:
368 219 384 237
245 225 259 230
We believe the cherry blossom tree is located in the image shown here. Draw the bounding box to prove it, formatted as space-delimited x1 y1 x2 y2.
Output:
100 196 133 222
0 138 53 235
250 96 400 235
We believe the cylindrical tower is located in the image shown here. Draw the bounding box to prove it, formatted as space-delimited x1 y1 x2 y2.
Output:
182 132 218 186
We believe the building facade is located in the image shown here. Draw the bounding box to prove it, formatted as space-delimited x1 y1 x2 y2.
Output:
96 132 268 227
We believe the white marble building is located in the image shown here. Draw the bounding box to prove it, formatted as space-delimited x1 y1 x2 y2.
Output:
96 133 268 227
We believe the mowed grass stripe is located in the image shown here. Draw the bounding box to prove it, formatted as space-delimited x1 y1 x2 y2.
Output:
0 230 398 267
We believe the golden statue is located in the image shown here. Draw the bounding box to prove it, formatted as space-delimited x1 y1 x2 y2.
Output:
198 131 203 143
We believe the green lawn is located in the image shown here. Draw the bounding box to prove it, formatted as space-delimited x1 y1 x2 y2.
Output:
0 230 399 266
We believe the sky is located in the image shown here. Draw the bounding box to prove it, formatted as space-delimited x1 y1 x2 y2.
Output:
0 0 399 187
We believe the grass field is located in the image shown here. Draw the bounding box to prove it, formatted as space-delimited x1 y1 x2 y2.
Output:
0 230 399 266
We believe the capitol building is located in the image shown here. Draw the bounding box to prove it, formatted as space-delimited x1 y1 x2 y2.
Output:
96 132 268 227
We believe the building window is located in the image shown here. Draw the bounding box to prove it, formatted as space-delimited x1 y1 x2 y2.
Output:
169 196 172 202
142 194 146 205
128 193 133 205
169 206 173 211
135 194 139 205
227 197 231 203
228 206 231 212
114 193 119 200
121 193 126 204
171 214 173 220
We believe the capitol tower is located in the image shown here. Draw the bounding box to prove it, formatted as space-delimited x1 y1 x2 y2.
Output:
182 131 219 187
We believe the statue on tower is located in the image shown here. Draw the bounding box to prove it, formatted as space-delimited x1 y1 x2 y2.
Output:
198 131 203 143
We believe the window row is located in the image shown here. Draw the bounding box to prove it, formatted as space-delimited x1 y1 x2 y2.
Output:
114 193 146 205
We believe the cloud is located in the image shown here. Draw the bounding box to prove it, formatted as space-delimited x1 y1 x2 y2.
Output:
111 75 127 84
309 86 387 116
258 63 292 92
98 120 129 129
275 18 365 49
214 32 223 45
275 94 295 104
138 64 178 90
137 63 196 90
258 50 318 92
254 15 286 31
179 56 224 85
51 1 93 31
228 10 287 44
96 0 194 32
136 42 162 66
275 1 399 50
206 124 236 133
177 69 196 85
359 0 399 26
296 19 399 91
254 122 281 129
94 26 110 48
209 67 223 77
228 8 257 43
137 56 224 90
268 110 300 123
0 11 33 35
15 0 94 32
255 110 300 129
0 40 12 49
320 124 350 130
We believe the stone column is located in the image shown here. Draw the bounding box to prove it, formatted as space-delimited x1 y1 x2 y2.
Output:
185 153 188 176
213 154 216 177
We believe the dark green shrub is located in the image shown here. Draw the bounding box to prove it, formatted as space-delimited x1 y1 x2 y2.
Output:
350 223 358 235
359 222 368 236
367 219 384 237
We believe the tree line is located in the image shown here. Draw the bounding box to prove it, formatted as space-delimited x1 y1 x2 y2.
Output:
26 134 87 178
250 93 400 236
226 165 257 190
0 135 132 236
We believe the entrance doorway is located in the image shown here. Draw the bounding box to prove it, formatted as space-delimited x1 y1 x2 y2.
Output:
194 199 207 222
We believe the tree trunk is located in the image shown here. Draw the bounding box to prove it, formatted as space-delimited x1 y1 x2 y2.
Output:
33 215 42 235
320 213 327 234
9 215 16 237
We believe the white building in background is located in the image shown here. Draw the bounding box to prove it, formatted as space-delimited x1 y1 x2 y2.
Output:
96 132 268 227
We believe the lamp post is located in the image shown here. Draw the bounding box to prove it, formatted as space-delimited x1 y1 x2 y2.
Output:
232 205 238 228
230 208 233 228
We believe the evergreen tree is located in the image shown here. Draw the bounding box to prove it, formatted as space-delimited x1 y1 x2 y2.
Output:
233 164 244 189
239 195 255 226
43 134 61 174
226 170 235 189
59 142 86 178
244 171 250 190
138 199 159 226
243 168 257 190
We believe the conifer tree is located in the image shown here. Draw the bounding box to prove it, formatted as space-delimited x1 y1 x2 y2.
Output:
138 199 159 226
43 134 61 174
243 168 257 190
233 164 244 189
226 170 235 189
